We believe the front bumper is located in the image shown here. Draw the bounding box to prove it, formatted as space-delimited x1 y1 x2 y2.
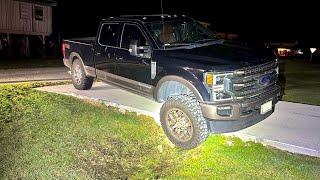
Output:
200 85 281 133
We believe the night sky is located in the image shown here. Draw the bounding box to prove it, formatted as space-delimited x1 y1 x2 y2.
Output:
54 0 320 46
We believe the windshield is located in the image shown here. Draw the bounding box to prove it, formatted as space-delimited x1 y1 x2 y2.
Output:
146 20 218 47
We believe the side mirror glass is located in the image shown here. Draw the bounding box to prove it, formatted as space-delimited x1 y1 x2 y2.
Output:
129 40 138 56
129 40 151 59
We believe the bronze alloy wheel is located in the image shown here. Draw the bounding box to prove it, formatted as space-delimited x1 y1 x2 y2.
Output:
166 108 194 142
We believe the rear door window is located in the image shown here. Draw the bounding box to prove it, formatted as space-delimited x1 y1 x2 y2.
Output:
98 23 120 47
120 24 148 49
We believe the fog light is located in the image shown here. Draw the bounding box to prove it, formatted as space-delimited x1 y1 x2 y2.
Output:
217 105 232 117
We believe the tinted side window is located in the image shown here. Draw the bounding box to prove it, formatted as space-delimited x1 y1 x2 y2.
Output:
121 24 147 49
99 24 119 46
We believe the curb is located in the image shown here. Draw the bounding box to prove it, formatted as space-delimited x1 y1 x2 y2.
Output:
0 78 70 84
49 91 161 124
225 132 320 158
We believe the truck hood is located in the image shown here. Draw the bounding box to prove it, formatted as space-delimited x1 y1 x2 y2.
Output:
162 40 276 69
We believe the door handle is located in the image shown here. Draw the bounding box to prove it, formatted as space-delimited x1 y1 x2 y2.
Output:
142 59 149 65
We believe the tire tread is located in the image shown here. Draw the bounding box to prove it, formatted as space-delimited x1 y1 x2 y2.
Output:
160 94 209 149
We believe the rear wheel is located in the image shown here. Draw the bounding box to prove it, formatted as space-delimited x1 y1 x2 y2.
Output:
160 95 209 149
71 59 93 90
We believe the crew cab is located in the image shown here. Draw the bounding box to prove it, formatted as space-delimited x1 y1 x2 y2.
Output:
62 15 280 149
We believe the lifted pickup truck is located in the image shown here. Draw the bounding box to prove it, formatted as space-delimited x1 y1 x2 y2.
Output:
62 15 280 149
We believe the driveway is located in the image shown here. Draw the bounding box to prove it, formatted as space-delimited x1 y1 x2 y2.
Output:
37 82 320 157
0 67 70 83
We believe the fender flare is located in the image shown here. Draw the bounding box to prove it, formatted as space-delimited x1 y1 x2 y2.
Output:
154 75 205 103
69 52 90 75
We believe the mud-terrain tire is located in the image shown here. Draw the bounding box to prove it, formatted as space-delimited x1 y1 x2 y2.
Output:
71 59 93 90
160 95 209 149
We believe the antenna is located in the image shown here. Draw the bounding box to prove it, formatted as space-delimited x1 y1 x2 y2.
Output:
161 0 165 49
161 0 164 15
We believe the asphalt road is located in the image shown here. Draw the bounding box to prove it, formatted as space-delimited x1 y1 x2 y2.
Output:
37 82 320 157
0 67 70 83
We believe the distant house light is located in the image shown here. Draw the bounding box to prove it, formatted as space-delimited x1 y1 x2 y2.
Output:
296 49 304 55
277 48 292 57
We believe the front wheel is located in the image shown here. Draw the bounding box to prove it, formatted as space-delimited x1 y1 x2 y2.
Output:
71 59 94 90
160 95 209 149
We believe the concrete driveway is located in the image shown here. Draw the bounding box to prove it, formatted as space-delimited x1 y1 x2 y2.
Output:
0 67 70 83
37 82 320 157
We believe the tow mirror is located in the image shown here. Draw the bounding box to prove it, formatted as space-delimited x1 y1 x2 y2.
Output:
129 40 151 59
129 40 139 56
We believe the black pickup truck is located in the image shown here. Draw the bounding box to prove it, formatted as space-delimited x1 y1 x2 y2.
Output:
62 15 280 149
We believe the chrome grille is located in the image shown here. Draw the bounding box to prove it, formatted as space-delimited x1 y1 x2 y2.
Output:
229 61 278 99
235 61 277 76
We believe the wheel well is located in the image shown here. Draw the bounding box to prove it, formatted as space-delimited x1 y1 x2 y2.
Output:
69 52 91 75
155 76 203 103
69 52 86 68
157 81 190 102
70 52 81 64
71 55 78 62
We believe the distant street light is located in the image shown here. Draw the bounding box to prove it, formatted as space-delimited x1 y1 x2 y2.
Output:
310 48 317 62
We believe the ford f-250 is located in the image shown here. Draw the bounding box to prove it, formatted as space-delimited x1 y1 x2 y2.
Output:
62 15 280 149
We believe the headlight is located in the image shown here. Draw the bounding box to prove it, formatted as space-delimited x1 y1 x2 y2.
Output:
215 75 224 85
203 72 232 86
203 72 233 101
214 91 232 101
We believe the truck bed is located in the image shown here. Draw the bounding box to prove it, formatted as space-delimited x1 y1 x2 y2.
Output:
65 37 95 45
62 37 95 70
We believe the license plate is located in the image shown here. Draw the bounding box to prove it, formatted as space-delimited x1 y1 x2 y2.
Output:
260 100 272 114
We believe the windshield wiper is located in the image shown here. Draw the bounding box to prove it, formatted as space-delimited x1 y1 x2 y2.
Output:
163 43 198 47
195 38 218 43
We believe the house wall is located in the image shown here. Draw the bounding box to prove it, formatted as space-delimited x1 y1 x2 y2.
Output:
0 0 52 36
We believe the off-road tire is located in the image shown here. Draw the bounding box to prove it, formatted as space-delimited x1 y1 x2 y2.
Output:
160 95 209 149
71 59 94 90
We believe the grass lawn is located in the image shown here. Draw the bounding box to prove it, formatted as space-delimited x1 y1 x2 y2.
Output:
0 58 63 69
1 83 319 179
280 59 320 105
